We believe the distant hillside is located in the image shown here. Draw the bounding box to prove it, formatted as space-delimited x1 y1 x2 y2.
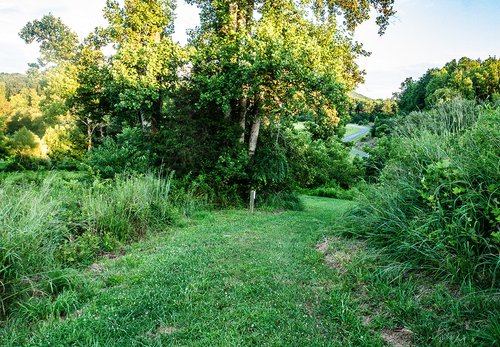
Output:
0 73 32 98
348 91 372 101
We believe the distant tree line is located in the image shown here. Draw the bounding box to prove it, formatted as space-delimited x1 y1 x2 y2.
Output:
395 57 499 113
353 57 499 139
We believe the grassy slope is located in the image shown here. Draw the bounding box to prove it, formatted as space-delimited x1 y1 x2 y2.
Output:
2 197 496 346
348 91 372 101
344 124 360 138
4 197 382 346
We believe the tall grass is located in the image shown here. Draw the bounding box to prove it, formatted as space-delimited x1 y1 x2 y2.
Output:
344 99 500 287
84 174 174 241
0 173 179 317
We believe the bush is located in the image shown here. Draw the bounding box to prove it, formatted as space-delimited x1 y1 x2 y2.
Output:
86 127 156 178
43 124 86 161
344 100 500 287
258 191 304 211
305 183 360 200
9 127 42 157
285 129 363 189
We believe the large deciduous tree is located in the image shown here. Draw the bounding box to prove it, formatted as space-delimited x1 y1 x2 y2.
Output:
19 13 79 67
187 0 395 156
103 0 184 132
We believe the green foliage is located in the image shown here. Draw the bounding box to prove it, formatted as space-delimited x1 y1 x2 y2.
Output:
103 0 183 131
0 120 9 159
346 100 500 287
304 183 360 201
349 97 398 125
5 87 45 137
9 127 42 157
19 14 79 66
0 73 35 99
0 172 181 317
258 191 305 211
285 129 363 189
43 124 86 161
396 57 500 113
86 128 156 179
250 141 289 191
13 0 397 210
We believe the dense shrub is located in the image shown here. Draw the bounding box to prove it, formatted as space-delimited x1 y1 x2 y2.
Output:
304 183 360 200
258 191 304 211
0 155 52 172
8 127 42 157
86 127 156 178
344 99 500 287
284 129 363 189
43 124 86 161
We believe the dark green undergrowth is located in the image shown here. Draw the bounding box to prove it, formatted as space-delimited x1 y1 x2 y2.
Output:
302 183 362 201
344 99 500 288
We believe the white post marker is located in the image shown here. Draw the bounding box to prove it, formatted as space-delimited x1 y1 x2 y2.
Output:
249 190 256 213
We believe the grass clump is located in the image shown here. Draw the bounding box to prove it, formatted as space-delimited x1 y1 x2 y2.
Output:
344 99 500 287
258 191 305 211
303 182 362 200
83 174 174 241
0 172 180 318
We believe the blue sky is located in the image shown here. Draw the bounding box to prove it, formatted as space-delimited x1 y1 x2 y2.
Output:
0 0 498 99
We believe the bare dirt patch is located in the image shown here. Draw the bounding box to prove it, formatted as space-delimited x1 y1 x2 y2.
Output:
315 237 366 272
324 251 353 272
272 209 286 214
315 238 330 253
88 263 105 274
99 251 124 259
147 324 179 338
381 327 413 347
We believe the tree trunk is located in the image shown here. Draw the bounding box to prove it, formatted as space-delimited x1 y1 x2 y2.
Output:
224 104 231 120
248 92 263 156
138 110 144 130
86 117 93 151
239 95 247 144
248 116 261 156
151 90 162 133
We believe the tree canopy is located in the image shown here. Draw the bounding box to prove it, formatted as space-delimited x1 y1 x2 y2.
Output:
396 57 499 113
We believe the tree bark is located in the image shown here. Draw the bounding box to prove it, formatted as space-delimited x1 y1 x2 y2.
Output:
151 90 162 133
248 92 263 156
85 116 96 151
87 124 92 152
239 95 247 144
248 115 260 156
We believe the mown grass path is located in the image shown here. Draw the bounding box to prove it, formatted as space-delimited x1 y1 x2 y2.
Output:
20 197 388 346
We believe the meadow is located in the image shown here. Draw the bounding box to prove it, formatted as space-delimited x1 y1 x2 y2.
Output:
1 196 497 346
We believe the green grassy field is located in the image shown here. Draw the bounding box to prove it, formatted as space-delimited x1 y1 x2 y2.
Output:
1 196 496 346
293 121 306 130
344 124 360 138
